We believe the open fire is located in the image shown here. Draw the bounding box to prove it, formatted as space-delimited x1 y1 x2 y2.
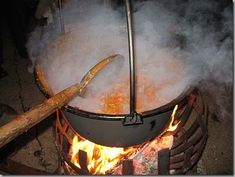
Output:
67 104 180 175
54 87 208 175
34 62 208 175
69 134 136 174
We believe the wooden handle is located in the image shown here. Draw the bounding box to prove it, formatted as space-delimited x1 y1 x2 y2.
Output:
0 54 120 149
0 83 82 149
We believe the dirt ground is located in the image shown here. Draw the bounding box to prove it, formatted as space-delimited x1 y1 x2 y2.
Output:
196 81 233 175
0 25 233 175
0 26 59 174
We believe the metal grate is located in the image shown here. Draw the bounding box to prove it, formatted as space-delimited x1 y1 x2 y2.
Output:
55 88 208 175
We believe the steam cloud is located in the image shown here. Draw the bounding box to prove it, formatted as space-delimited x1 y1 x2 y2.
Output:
27 0 233 114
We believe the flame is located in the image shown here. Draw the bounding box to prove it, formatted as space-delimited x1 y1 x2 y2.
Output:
69 135 136 174
68 105 181 175
68 76 181 174
166 104 180 132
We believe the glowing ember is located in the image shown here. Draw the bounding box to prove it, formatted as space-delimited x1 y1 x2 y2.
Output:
69 135 136 174
111 135 174 175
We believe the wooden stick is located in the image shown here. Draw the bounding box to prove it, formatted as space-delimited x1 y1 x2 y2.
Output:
122 159 133 175
0 54 119 149
35 65 54 97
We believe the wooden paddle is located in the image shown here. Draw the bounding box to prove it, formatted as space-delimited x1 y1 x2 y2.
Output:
0 54 119 149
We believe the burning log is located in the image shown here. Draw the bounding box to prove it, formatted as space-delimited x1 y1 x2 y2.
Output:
0 54 120 149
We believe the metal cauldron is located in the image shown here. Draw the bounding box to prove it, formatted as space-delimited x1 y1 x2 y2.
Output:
34 0 194 147
34 69 193 147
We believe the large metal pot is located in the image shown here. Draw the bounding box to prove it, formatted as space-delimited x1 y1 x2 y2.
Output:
34 69 194 147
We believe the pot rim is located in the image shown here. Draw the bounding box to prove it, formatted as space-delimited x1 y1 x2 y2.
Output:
34 67 196 121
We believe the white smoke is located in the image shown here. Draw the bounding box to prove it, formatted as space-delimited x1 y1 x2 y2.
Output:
27 0 233 114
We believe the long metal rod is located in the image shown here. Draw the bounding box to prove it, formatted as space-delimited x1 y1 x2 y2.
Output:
58 0 65 34
125 0 136 115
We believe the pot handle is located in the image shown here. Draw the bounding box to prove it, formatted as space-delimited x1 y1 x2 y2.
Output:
123 0 143 125
125 0 136 115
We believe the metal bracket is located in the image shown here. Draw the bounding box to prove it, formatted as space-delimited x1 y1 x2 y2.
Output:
123 112 143 126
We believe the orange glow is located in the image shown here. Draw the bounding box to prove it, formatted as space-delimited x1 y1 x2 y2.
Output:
166 104 180 132
69 135 136 174
69 76 181 174
68 105 181 175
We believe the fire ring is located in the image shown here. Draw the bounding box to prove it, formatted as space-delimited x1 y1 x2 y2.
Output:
54 86 208 175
